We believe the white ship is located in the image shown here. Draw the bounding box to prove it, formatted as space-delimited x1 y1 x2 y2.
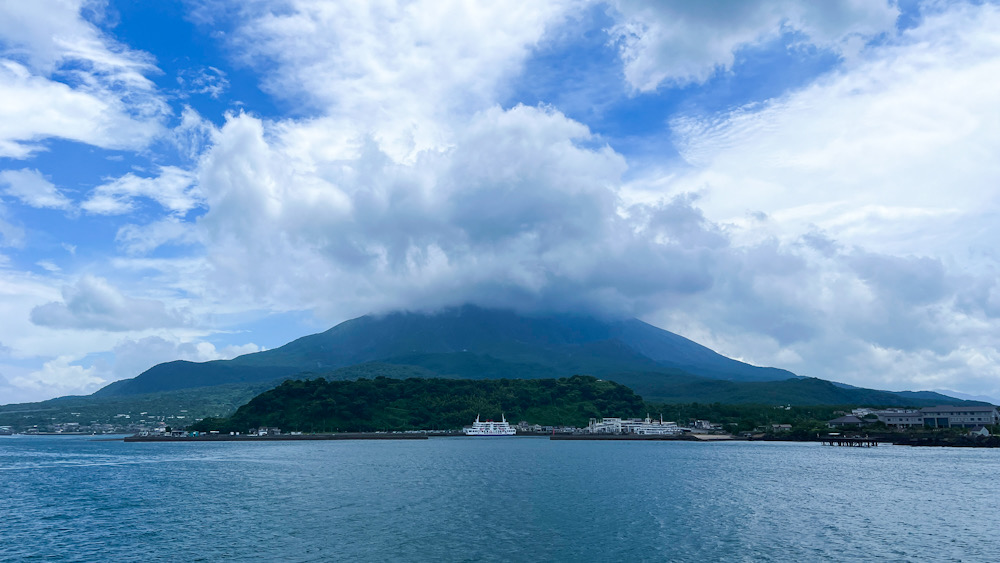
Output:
464 414 516 436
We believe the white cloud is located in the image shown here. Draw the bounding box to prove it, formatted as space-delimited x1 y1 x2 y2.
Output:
36 261 61 273
30 275 188 332
8 355 106 396
177 65 229 99
0 168 72 210
609 0 898 91
224 0 573 160
661 2 1000 255
188 106 677 317
116 216 200 255
82 166 200 215
0 1 167 158
170 105 218 162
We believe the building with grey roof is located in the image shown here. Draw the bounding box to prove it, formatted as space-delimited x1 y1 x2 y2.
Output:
918 406 998 428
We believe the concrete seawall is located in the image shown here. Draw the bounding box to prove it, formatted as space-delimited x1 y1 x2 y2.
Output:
124 433 428 442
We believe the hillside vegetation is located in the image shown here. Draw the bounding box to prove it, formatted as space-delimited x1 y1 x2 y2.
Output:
190 375 645 433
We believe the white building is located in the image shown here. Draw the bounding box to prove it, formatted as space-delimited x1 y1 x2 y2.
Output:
919 406 999 428
587 415 682 435
876 406 999 428
874 410 923 428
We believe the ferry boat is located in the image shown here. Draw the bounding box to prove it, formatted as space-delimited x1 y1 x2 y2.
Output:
464 414 516 436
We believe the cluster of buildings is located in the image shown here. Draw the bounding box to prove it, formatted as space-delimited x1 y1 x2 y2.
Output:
15 422 120 434
514 421 580 434
3 409 207 435
828 405 999 430
586 415 684 435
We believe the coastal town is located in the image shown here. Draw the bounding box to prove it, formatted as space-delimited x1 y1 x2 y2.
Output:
4 403 999 445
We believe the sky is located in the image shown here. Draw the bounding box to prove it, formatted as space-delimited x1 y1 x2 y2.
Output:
2 0 1000 404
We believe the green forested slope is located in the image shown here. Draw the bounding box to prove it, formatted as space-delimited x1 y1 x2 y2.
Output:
190 375 646 433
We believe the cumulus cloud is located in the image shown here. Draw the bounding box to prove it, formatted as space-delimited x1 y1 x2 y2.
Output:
190 106 700 316
0 168 72 210
0 0 167 158
30 275 187 332
8 356 106 396
609 0 899 91
82 166 200 215
663 2 1000 254
222 0 573 160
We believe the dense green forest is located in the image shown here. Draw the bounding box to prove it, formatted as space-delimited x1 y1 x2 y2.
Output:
190 375 646 433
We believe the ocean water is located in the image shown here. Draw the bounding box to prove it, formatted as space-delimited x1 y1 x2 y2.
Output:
1 436 997 562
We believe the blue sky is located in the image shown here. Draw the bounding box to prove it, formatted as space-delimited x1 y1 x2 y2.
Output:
3 0 1000 404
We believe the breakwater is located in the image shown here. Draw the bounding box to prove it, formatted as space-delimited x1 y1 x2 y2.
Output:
123 433 428 442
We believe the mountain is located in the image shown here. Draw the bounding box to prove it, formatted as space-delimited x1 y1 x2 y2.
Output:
930 389 1000 405
94 305 796 397
86 305 981 410
610 373 975 406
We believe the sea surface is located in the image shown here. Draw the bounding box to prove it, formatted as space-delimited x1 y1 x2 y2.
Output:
2 435 997 562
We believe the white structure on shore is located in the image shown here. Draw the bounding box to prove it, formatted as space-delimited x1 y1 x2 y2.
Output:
587 415 681 435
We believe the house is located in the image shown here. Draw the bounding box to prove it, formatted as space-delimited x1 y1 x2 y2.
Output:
827 415 865 428
516 421 543 433
968 426 991 437
771 424 792 432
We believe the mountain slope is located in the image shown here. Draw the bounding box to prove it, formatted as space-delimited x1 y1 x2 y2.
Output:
96 306 795 397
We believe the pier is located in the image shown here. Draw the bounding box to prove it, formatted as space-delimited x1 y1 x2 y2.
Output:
821 437 880 447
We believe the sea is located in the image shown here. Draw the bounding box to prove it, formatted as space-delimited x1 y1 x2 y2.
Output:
1 435 997 562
